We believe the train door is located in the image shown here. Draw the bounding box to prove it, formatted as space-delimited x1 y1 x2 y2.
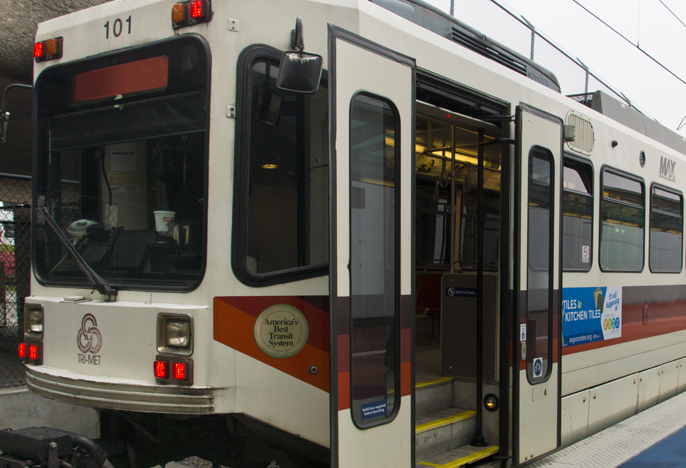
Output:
328 26 415 467
513 104 563 465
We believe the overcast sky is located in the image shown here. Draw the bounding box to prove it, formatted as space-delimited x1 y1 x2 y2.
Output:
451 0 686 136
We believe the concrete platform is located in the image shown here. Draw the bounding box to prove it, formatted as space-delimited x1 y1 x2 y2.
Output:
0 387 99 438
530 390 686 468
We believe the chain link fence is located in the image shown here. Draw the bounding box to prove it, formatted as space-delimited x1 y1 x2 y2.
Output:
425 0 633 110
0 174 31 388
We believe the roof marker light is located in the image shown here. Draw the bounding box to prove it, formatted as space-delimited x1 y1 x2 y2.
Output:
34 37 63 63
190 0 206 19
33 42 44 59
171 3 187 25
172 0 211 29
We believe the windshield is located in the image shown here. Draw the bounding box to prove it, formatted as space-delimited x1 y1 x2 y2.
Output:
33 36 209 290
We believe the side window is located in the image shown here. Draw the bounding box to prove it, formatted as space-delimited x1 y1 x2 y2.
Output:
650 185 683 273
349 93 400 428
562 157 593 271
233 51 329 285
527 147 553 383
600 168 645 272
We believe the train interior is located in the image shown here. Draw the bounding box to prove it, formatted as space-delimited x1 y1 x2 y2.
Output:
412 96 505 463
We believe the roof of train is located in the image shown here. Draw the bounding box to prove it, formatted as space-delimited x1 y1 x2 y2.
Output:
371 0 686 158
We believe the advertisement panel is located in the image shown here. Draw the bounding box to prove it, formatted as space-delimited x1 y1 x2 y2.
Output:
562 286 622 347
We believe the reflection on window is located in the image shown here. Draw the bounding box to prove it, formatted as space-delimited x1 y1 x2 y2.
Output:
563 158 593 271
600 169 644 272
243 59 328 277
350 94 399 428
527 148 553 383
650 186 683 273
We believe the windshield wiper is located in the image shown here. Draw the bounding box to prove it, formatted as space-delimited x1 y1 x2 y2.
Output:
36 207 118 301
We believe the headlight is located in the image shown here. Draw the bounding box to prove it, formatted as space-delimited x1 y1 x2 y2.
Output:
157 314 193 355
165 319 190 348
25 305 44 337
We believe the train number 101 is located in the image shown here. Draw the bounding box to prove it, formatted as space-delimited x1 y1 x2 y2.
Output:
104 16 132 39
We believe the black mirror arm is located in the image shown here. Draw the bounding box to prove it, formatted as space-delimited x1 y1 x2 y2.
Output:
0 83 32 144
290 17 304 52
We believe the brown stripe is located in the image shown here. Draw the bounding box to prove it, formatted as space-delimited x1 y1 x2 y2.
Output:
337 296 350 336
563 299 686 355
338 334 350 373
338 371 350 411
401 327 411 363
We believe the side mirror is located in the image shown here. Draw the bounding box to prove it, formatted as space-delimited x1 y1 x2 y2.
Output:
276 17 323 94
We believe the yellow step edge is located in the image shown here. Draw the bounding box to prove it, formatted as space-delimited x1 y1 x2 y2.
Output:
416 376 453 389
415 410 476 434
419 445 499 468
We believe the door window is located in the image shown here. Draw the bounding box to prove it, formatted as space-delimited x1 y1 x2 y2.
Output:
527 147 554 383
349 93 400 427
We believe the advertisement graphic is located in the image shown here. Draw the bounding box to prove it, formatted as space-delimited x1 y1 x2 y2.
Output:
562 286 622 347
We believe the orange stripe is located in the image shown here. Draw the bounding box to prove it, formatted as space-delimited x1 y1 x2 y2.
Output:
213 298 329 392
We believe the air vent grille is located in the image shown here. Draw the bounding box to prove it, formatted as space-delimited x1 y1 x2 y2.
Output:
566 113 594 155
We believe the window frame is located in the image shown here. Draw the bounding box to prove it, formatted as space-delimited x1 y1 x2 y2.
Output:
232 45 329 287
599 166 646 273
32 34 211 293
562 154 594 272
649 182 683 274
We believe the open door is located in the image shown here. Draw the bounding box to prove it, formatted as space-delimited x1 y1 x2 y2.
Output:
513 104 562 465
328 26 415 467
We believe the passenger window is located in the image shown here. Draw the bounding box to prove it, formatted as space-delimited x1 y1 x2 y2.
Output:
562 158 593 271
234 54 329 285
349 93 400 428
600 169 644 272
650 185 683 273
527 148 553 383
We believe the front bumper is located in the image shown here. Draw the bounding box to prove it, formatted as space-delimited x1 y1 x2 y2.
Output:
26 366 215 414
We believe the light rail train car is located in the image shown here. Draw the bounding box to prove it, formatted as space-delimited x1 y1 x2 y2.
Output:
18 0 686 466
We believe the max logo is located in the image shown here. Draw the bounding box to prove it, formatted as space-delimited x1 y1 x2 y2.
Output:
660 156 676 182
77 313 102 354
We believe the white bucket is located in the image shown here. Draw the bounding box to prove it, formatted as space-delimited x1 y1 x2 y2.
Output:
154 210 175 232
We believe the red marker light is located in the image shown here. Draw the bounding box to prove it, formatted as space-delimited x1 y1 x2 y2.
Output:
154 360 168 379
34 42 44 59
29 345 38 361
190 0 206 19
173 362 187 380
18 343 27 358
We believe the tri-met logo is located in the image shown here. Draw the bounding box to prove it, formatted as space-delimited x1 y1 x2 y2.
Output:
659 156 676 182
77 313 102 365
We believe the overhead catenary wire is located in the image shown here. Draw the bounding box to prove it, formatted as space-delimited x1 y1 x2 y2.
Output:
572 0 686 88
659 0 686 31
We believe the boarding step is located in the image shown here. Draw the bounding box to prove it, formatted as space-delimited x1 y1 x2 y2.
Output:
416 377 454 417
415 407 476 461
417 444 499 468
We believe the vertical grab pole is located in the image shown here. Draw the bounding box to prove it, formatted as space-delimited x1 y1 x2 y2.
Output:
472 128 486 447
450 125 456 274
